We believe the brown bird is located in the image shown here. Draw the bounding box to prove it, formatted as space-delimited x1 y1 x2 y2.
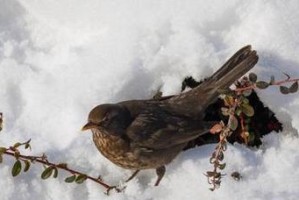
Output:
82 45 258 186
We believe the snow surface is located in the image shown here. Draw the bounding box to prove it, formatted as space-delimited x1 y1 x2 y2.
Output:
1 0 299 199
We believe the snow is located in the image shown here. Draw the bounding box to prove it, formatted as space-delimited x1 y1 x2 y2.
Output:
1 0 299 199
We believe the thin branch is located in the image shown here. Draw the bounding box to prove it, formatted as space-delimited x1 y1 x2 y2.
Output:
235 78 299 92
3 149 114 191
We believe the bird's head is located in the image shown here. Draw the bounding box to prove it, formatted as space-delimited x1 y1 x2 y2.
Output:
81 104 131 136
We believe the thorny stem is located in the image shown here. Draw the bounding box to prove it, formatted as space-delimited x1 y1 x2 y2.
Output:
208 75 299 190
235 78 299 92
2 149 116 192
208 95 240 190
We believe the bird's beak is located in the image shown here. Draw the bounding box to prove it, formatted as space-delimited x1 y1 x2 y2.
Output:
81 122 98 131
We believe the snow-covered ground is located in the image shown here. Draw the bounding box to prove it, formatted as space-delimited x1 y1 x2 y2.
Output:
1 0 299 199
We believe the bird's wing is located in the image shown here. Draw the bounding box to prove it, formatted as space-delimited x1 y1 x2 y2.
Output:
126 110 213 150
162 46 258 118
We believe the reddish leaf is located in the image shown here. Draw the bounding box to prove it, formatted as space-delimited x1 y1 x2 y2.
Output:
210 124 223 134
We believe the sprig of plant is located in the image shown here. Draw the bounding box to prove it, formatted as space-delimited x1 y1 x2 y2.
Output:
206 72 298 191
0 115 120 195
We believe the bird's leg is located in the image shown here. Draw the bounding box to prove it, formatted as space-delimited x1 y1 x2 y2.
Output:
154 166 166 186
125 170 140 182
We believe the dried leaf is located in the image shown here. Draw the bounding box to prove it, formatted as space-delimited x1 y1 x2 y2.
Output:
210 124 223 134
12 160 22 177
228 115 238 131
224 95 235 106
75 174 87 184
280 86 289 94
41 166 54 179
256 81 269 89
289 81 298 93
65 175 76 183
249 73 257 83
241 103 255 117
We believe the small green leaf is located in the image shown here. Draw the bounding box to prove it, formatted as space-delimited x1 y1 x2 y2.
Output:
0 147 6 154
25 144 31 150
65 175 76 183
23 160 31 172
249 73 257 83
228 115 238 131
75 174 87 184
289 81 298 93
280 86 289 94
218 163 226 170
41 166 54 179
0 155 3 163
53 168 58 178
13 142 21 148
24 139 31 150
12 160 22 177
256 81 269 89
241 103 255 117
